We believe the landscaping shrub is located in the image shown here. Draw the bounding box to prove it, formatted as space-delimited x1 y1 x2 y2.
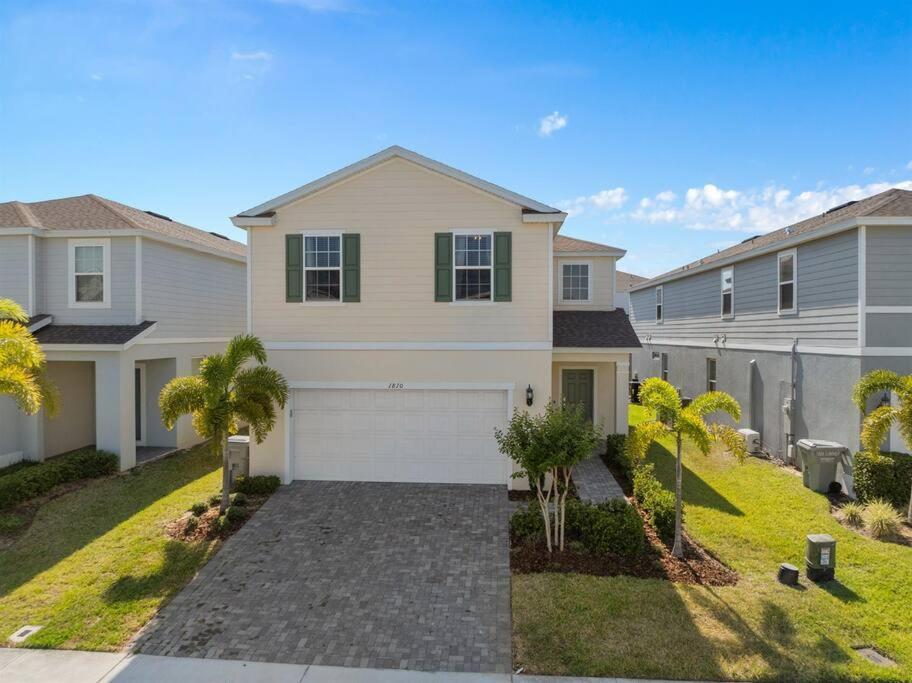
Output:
189 502 207 516
208 493 221 507
225 505 248 523
576 499 645 556
511 503 545 541
632 463 661 506
0 449 118 510
0 513 25 533
853 451 912 510
229 492 248 506
863 499 902 539
0 459 39 479
604 434 628 474
631 463 677 542
185 516 199 533
232 474 280 496
841 501 865 527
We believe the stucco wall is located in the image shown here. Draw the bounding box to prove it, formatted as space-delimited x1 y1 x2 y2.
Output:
550 361 617 436
43 361 96 457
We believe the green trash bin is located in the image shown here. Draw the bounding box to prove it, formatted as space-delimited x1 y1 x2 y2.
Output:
806 533 836 582
797 439 845 493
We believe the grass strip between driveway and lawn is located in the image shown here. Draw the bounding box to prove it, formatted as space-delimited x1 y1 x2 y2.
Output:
0 443 221 651
511 405 912 682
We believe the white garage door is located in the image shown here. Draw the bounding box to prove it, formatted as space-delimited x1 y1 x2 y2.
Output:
291 387 509 484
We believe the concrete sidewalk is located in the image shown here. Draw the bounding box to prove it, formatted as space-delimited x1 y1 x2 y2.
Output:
0 648 696 683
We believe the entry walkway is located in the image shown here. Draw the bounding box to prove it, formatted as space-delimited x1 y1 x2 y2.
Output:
573 453 626 503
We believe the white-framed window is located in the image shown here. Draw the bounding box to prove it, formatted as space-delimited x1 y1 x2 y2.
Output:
304 233 342 302
721 267 734 318
68 238 111 308
453 232 492 302
661 352 669 381
655 285 664 323
706 357 717 392
559 261 592 303
777 248 797 314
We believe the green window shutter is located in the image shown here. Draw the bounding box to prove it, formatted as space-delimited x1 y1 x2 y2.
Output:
493 231 512 301
434 232 453 302
342 233 360 302
285 234 303 302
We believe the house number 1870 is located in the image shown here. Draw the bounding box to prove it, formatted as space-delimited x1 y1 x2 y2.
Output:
387 383 405 390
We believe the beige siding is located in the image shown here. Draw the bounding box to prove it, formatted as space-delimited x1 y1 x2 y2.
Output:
553 255 617 311
250 157 551 342
43 361 95 457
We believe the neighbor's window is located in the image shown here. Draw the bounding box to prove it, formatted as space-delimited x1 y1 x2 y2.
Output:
778 249 796 314
69 239 109 307
561 263 591 302
661 353 669 381
721 267 734 318
656 285 664 322
305 235 341 301
707 358 717 392
454 233 491 301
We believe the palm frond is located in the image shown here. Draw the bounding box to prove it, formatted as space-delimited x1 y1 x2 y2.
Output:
233 365 289 408
223 334 268 377
678 408 713 455
0 320 46 369
35 366 60 418
708 423 749 462
626 419 669 465
689 390 741 421
638 378 681 422
0 298 28 323
159 375 207 430
0 365 41 414
853 370 905 414
232 396 277 444
860 404 899 453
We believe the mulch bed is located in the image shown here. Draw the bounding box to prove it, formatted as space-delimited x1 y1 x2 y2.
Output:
829 498 912 547
166 494 269 542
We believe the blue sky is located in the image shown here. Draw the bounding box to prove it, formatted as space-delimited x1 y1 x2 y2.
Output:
1 0 910 276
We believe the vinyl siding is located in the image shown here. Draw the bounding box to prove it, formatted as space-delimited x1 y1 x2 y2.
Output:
629 230 859 347
142 239 246 338
553 255 616 311
40 236 136 324
250 157 550 342
0 235 30 311
866 225 912 306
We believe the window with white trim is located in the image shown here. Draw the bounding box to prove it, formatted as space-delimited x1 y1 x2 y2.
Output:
454 233 491 301
778 249 797 314
68 238 110 308
706 358 717 392
655 285 663 322
304 235 341 301
721 267 734 318
661 352 669 381
560 262 591 302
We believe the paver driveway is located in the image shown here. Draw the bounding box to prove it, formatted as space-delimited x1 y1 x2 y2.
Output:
135 481 512 673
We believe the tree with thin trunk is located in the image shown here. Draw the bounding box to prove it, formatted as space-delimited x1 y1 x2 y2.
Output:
853 369 912 523
0 298 58 417
159 335 288 513
626 378 746 558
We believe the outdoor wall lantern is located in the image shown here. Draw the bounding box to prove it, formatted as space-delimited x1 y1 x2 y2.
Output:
526 385 534 406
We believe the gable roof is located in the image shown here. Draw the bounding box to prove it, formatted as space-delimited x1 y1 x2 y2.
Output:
553 310 641 349
631 188 912 291
0 194 246 259
616 270 648 292
232 145 566 224
554 234 625 255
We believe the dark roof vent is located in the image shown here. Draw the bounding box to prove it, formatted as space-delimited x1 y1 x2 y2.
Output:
824 200 857 215
144 210 172 221
208 231 229 240
740 234 761 244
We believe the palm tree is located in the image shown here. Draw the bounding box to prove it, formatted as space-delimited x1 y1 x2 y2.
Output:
627 378 746 558
159 335 288 513
852 369 912 523
0 298 58 417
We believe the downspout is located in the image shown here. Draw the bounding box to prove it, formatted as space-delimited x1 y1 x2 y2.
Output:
785 338 798 464
748 359 756 430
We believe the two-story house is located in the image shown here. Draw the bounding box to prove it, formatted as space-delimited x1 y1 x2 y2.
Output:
629 188 912 464
0 195 246 470
230 146 640 487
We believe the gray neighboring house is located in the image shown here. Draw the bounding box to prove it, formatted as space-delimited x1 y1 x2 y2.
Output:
629 188 912 464
0 195 246 470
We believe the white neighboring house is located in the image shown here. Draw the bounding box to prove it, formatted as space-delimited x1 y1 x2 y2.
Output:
0 195 246 470
231 145 640 488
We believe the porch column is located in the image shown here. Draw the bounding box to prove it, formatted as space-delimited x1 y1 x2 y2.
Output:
95 353 135 470
615 359 629 435
174 354 198 449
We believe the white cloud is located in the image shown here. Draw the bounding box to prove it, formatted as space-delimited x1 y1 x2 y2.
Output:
232 50 272 61
863 166 875 176
557 187 627 217
538 111 568 137
655 190 677 203
907 160 912 170
90 73 103 81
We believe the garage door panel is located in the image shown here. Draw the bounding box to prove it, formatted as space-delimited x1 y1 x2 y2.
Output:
292 387 508 485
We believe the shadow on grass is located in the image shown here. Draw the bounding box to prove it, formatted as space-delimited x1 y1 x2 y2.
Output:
0 446 219 598
820 579 865 604
103 540 210 604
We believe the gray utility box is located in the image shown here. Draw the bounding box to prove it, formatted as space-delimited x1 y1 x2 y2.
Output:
806 533 836 582
797 439 847 493
226 435 250 488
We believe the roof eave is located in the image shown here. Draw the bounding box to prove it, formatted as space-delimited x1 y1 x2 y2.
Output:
231 215 276 228
522 212 567 224
555 249 626 258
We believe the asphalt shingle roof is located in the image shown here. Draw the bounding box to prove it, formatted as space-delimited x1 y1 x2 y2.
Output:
33 321 156 345
0 195 245 258
554 235 623 253
553 310 641 349
616 270 648 292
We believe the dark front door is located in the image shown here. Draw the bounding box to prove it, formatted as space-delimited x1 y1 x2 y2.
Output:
562 369 594 423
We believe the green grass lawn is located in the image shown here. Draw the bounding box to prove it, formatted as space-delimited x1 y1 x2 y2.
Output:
0 444 221 651
512 405 912 682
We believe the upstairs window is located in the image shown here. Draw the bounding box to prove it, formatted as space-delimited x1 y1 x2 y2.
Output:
706 358 717 392
305 235 341 301
68 238 110 308
454 233 492 301
721 267 734 318
655 285 663 323
560 262 591 302
778 249 797 314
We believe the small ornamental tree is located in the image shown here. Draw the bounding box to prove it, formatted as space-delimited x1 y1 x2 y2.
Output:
626 378 746 558
852 369 912 523
495 400 602 552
